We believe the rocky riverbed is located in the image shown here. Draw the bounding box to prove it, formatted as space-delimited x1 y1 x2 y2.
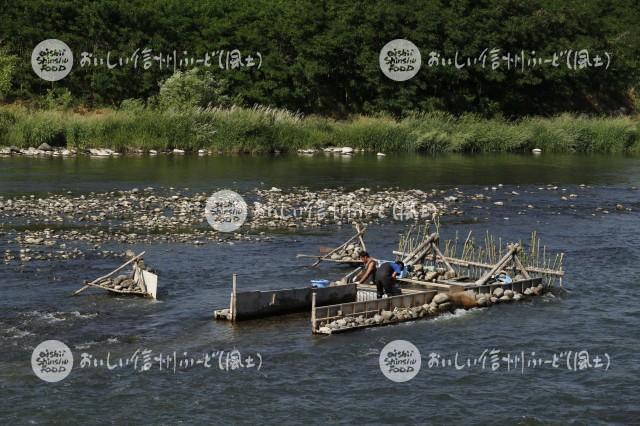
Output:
1 181 633 264
0 185 470 263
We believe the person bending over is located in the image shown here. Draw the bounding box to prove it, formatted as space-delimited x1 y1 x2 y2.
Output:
374 260 404 298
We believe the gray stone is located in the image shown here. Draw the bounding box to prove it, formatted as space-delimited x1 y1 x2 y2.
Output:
503 289 514 299
425 271 440 281
381 310 393 321
433 293 450 304
493 287 504 298
38 143 53 151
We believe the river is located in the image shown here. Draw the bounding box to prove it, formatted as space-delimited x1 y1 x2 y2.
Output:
1 153 639 424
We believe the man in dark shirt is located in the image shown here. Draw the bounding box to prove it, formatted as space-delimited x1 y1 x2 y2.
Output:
374 261 404 298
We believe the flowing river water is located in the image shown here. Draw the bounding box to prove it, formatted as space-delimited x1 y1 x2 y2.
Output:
1 153 639 424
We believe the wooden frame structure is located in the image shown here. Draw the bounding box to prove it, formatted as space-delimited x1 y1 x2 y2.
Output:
297 223 368 267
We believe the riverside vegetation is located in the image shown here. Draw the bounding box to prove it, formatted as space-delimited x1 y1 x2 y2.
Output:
1 104 639 155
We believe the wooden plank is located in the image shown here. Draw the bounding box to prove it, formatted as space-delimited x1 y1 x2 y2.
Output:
398 278 455 290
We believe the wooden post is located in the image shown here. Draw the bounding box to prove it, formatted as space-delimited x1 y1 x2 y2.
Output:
474 244 519 286
355 223 367 252
311 291 317 333
430 241 455 274
231 273 237 322
512 254 531 279
403 233 437 265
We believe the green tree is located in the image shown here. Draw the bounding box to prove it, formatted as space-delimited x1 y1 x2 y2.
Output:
0 46 17 100
158 68 232 110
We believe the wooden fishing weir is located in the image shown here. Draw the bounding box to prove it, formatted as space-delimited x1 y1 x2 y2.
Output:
214 226 565 335
72 251 159 299
312 228 564 334
214 273 357 321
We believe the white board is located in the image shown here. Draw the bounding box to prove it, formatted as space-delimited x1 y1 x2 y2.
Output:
142 271 158 299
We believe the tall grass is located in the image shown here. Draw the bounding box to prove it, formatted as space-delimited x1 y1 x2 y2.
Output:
0 104 638 154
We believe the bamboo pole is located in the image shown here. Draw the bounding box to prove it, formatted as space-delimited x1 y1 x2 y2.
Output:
437 255 564 276
355 223 367 252
402 233 437 265
308 227 366 267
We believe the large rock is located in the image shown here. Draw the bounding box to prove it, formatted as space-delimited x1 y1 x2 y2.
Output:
433 293 450 304
38 143 53 151
341 147 354 154
425 271 440 281
381 310 393 321
493 287 504 298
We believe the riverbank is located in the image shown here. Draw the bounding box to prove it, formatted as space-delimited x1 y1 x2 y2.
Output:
1 105 639 154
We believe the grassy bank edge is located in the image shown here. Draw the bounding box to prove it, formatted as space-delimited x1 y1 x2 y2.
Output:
1 105 638 154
